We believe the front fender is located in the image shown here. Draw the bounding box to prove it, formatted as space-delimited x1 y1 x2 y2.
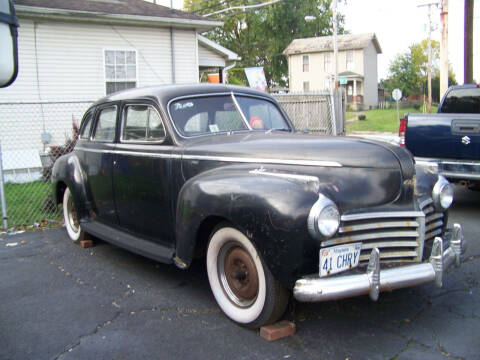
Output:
175 166 321 289
52 152 91 221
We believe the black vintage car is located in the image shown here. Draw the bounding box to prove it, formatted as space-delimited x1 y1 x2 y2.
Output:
52 84 466 328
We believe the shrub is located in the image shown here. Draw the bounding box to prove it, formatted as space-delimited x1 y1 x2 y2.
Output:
413 103 421 110
358 114 366 121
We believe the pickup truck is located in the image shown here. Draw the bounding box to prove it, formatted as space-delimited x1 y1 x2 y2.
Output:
400 84 480 190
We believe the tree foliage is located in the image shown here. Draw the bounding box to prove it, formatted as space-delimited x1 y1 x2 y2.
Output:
185 0 343 87
383 39 456 99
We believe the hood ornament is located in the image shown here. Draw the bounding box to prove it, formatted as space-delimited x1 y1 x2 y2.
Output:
462 136 471 145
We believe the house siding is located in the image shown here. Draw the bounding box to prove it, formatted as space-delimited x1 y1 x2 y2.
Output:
198 43 226 67
363 42 379 107
0 18 199 151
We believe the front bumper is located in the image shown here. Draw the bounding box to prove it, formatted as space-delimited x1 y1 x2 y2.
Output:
416 157 480 181
293 224 466 302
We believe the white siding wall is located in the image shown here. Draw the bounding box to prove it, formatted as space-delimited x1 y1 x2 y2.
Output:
0 18 199 152
173 29 198 84
198 43 226 67
363 42 379 107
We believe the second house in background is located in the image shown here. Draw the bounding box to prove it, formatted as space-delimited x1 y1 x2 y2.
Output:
284 33 382 109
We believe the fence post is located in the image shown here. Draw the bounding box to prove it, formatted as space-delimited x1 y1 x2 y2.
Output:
0 141 8 230
329 89 337 135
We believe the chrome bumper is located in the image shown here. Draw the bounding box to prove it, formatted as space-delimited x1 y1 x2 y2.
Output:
415 157 480 181
293 224 466 302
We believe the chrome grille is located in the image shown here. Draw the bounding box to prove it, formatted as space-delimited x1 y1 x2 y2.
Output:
419 198 445 241
321 211 426 265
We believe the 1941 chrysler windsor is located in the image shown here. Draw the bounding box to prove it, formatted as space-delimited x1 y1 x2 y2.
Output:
52 84 466 328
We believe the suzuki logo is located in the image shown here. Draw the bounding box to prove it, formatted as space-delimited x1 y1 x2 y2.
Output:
462 136 471 145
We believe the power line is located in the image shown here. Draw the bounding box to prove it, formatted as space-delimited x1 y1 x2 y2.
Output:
203 0 282 17
189 0 238 15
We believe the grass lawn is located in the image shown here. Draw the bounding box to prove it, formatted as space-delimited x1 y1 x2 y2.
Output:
346 107 438 133
4 181 62 229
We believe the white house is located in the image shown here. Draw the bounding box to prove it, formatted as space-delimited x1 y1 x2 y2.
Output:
0 0 238 181
283 33 382 108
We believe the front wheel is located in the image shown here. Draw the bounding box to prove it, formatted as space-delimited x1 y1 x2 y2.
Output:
63 187 84 242
206 225 289 328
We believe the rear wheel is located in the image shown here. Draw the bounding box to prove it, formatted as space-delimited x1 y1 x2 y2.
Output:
63 187 84 242
206 225 289 328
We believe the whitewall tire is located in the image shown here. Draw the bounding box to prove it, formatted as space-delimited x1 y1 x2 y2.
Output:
63 187 84 242
206 225 289 328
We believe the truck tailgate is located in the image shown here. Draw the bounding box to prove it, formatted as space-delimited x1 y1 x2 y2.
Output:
405 113 480 160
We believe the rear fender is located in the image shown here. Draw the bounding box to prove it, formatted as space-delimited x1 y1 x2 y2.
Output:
52 153 91 221
175 166 321 288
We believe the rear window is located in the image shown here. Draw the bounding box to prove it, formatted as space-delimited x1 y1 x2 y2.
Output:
441 88 480 113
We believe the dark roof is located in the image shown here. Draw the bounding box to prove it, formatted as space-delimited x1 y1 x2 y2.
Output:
14 0 213 22
95 83 274 107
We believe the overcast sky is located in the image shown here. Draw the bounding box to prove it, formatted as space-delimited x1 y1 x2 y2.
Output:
152 0 478 84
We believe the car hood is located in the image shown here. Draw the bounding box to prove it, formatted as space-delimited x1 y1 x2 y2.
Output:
181 132 413 175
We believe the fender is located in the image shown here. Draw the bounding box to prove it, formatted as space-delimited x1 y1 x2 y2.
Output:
52 152 92 221
175 166 322 289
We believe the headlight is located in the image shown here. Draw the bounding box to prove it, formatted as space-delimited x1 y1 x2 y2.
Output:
432 176 453 210
308 194 340 239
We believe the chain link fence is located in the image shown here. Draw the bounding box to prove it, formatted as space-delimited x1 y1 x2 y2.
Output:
0 93 344 231
0 101 93 231
273 90 345 135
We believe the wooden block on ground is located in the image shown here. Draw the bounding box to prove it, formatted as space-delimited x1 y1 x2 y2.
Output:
260 321 296 341
79 240 94 248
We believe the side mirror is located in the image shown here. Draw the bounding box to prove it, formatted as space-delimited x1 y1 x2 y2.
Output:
0 0 19 88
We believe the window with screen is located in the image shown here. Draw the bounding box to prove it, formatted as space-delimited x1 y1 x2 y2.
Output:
94 106 117 142
346 50 354 70
123 105 165 142
324 52 331 71
104 50 137 95
303 55 309 72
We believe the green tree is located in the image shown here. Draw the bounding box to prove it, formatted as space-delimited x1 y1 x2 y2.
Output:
383 39 456 98
185 0 343 87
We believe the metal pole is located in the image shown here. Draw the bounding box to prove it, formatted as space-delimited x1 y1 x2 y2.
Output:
427 4 432 113
0 141 8 230
464 0 473 84
332 0 338 89
440 0 448 99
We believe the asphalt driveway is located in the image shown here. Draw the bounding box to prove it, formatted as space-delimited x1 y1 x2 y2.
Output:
1 186 479 360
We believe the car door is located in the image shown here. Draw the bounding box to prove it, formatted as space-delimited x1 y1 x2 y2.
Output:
82 103 119 225
113 101 174 245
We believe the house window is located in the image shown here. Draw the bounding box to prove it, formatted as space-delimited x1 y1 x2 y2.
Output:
303 81 310 92
104 50 137 95
302 55 309 72
324 53 331 71
346 50 354 70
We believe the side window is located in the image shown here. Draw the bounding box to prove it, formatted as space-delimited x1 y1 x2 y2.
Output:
79 112 93 139
123 105 165 142
93 106 117 142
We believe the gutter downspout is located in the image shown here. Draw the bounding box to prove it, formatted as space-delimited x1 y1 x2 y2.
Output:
170 26 175 84
222 61 236 84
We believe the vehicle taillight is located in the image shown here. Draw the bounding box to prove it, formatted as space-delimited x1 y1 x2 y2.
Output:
399 118 407 147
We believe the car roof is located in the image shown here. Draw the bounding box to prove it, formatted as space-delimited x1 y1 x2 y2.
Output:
94 84 276 108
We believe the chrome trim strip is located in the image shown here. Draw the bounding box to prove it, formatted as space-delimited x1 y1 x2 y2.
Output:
441 172 480 180
426 229 442 239
419 197 433 209
322 230 420 247
182 154 342 167
338 220 419 233
415 157 480 166
249 169 320 183
341 211 424 221
359 251 418 261
360 241 419 250
75 146 342 167
426 213 443 223
426 220 443 232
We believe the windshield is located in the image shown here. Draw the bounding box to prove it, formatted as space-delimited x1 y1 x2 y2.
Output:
169 94 291 137
441 87 480 113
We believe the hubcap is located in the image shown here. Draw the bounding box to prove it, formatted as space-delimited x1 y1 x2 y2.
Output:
218 243 259 307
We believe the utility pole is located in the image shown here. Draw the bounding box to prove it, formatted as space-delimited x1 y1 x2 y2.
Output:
418 2 438 113
464 0 473 84
440 0 448 99
332 0 338 89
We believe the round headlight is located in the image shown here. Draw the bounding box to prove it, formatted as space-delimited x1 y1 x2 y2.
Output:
317 204 340 237
432 176 453 210
308 194 340 239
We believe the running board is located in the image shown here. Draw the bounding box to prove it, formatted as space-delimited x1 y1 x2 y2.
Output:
82 221 174 264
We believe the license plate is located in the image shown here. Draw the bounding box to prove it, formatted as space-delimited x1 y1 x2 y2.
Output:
319 243 361 277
